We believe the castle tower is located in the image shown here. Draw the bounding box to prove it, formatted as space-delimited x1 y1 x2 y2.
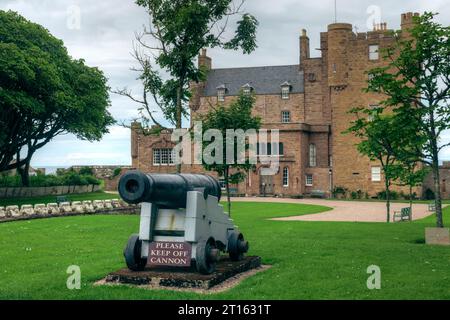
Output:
401 12 420 34
327 23 352 88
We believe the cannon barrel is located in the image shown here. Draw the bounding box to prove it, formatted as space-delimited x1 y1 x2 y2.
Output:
118 171 222 208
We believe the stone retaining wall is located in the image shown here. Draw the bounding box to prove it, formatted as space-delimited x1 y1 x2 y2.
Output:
0 185 101 199
0 199 140 223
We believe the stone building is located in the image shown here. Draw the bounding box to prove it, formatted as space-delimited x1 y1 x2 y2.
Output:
131 12 422 198
422 162 450 200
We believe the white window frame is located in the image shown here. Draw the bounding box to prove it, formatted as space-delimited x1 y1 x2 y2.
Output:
309 144 317 167
243 87 251 95
281 86 290 100
217 89 225 102
153 148 175 166
369 44 379 61
306 174 313 187
153 149 161 166
283 167 289 187
281 111 291 123
371 167 381 182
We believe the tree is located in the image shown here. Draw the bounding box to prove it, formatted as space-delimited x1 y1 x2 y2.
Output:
347 111 403 222
394 160 428 218
0 11 114 186
367 12 450 227
199 93 261 216
114 0 258 171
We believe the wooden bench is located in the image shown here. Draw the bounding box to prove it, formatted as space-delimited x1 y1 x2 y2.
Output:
393 207 412 222
311 190 326 199
428 202 436 212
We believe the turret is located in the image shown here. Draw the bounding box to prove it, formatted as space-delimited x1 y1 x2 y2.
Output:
401 12 420 36
327 23 352 88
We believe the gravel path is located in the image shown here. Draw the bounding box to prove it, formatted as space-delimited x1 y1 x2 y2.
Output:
231 197 437 223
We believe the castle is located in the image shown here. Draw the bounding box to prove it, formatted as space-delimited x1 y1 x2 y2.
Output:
130 12 423 198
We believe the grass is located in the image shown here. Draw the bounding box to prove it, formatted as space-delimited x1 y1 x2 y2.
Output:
0 201 449 300
0 191 119 207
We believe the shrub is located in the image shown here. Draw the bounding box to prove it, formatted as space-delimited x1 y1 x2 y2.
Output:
112 167 122 178
377 190 399 200
0 172 101 187
332 186 348 198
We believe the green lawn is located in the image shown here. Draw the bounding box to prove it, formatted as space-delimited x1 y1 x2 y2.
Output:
0 191 119 207
0 202 449 300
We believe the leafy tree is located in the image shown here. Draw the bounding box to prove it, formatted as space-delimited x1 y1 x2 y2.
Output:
367 12 450 227
394 160 428 218
79 167 94 176
199 93 261 216
346 112 403 222
114 0 258 171
0 11 114 186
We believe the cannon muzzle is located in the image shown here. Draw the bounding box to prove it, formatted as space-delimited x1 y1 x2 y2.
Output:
118 171 222 208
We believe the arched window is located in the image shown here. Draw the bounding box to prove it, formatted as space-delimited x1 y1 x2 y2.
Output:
283 167 289 187
309 144 317 167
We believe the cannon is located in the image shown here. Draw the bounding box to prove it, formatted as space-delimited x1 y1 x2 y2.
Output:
118 171 249 274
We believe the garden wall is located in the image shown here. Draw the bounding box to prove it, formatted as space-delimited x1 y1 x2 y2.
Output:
0 185 101 199
0 199 140 223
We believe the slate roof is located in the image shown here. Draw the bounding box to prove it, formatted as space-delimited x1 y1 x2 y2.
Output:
203 65 304 96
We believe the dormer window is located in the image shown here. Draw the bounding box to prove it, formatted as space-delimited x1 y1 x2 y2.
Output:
280 81 291 100
241 83 253 95
217 84 226 102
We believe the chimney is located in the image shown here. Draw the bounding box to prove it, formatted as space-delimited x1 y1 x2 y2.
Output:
401 12 420 33
300 29 310 64
198 48 212 70
373 22 388 31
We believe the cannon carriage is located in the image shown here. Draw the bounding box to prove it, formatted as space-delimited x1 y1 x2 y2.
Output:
118 171 249 274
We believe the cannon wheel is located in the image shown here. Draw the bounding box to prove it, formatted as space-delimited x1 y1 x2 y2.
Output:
228 231 249 261
196 237 218 275
124 234 147 271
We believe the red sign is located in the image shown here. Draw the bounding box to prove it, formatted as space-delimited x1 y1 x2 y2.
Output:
147 241 192 267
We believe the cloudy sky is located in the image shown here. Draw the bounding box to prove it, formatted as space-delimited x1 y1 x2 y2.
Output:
1 0 450 168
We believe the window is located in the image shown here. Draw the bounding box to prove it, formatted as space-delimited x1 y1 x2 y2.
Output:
218 178 226 190
281 86 290 99
371 167 381 182
306 174 313 187
309 144 317 167
282 111 291 123
257 143 284 156
283 167 289 187
217 84 226 102
242 83 253 95
153 148 175 166
217 89 225 102
369 45 379 60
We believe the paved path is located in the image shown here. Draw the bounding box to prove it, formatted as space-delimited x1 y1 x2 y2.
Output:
231 197 437 223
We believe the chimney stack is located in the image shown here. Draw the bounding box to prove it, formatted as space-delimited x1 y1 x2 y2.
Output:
300 29 310 64
198 48 212 70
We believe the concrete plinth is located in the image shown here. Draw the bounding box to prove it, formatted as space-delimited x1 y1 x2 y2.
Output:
425 227 450 246
104 256 262 290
